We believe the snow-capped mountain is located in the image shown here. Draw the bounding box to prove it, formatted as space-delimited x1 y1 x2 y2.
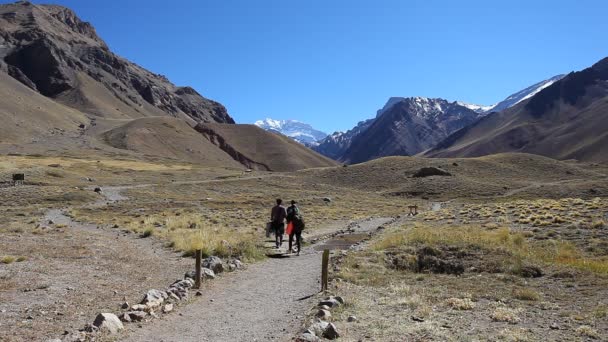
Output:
317 74 569 162
487 74 566 113
340 97 483 164
254 118 328 146
313 119 374 160
456 102 496 113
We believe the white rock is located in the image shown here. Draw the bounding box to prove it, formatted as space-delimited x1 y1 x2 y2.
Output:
162 303 174 313
92 313 124 334
309 321 329 336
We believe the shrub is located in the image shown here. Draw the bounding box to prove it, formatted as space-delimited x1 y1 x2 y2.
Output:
576 325 600 339
512 288 540 301
491 307 521 324
592 219 605 229
140 227 154 238
446 297 475 310
1 256 15 264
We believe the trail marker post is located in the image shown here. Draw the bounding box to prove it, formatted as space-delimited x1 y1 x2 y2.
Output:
195 249 202 289
321 249 329 292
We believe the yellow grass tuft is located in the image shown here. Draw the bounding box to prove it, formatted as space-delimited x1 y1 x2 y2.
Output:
512 288 540 301
1 256 16 264
576 325 600 339
445 297 475 310
491 307 521 324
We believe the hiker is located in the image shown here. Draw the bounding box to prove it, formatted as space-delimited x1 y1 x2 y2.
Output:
270 198 287 249
286 200 305 255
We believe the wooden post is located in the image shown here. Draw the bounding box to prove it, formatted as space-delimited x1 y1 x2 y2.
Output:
321 249 330 292
194 249 202 289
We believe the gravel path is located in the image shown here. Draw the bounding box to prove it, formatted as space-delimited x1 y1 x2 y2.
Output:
123 218 392 342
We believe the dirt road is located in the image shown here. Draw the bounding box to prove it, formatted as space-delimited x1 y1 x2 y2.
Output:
122 218 391 342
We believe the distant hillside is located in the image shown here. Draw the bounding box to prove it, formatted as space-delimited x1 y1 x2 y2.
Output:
300 153 607 199
102 117 243 167
195 124 338 171
426 57 608 162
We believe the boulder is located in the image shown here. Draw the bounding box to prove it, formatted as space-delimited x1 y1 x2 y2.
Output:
203 256 224 274
315 309 331 320
318 298 341 308
347 315 357 322
202 267 216 279
131 304 147 311
309 321 329 336
332 296 345 304
92 313 124 334
127 311 146 322
185 267 216 280
323 323 341 340
296 333 321 342
141 289 168 308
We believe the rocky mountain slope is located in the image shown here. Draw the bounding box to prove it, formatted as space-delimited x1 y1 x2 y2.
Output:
0 1 338 171
0 1 233 124
315 75 567 163
426 57 608 162
340 97 483 164
254 118 327 146
312 119 374 160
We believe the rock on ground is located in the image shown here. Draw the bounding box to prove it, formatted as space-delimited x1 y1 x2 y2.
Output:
92 313 124 334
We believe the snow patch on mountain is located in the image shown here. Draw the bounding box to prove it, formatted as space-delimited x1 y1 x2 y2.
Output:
254 118 328 146
488 74 566 113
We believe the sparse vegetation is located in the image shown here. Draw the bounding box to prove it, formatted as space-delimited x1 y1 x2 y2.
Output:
491 306 522 324
512 287 540 301
1 256 15 264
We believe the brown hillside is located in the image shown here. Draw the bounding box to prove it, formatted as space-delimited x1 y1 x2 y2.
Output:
195 124 339 172
101 117 244 168
300 153 608 199
0 69 86 145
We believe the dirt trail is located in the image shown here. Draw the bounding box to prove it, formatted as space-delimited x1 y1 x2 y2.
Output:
122 217 392 342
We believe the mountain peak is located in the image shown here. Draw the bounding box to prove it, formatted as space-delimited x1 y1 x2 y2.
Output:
254 118 328 145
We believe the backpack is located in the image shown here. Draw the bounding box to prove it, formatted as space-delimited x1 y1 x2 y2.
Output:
288 205 305 231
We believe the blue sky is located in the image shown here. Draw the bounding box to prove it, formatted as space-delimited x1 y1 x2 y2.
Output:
24 0 608 133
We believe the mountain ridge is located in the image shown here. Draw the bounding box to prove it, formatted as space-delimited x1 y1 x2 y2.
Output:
425 57 608 162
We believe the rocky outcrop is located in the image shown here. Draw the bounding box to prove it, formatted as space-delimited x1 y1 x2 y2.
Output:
0 1 234 124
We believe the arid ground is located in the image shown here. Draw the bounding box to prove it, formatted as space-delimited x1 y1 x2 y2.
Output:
1 153 607 341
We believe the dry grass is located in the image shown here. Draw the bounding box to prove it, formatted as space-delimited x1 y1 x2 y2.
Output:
512 287 540 301
123 212 265 261
445 297 475 310
1 256 15 264
491 306 522 324
374 223 608 275
576 325 601 339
